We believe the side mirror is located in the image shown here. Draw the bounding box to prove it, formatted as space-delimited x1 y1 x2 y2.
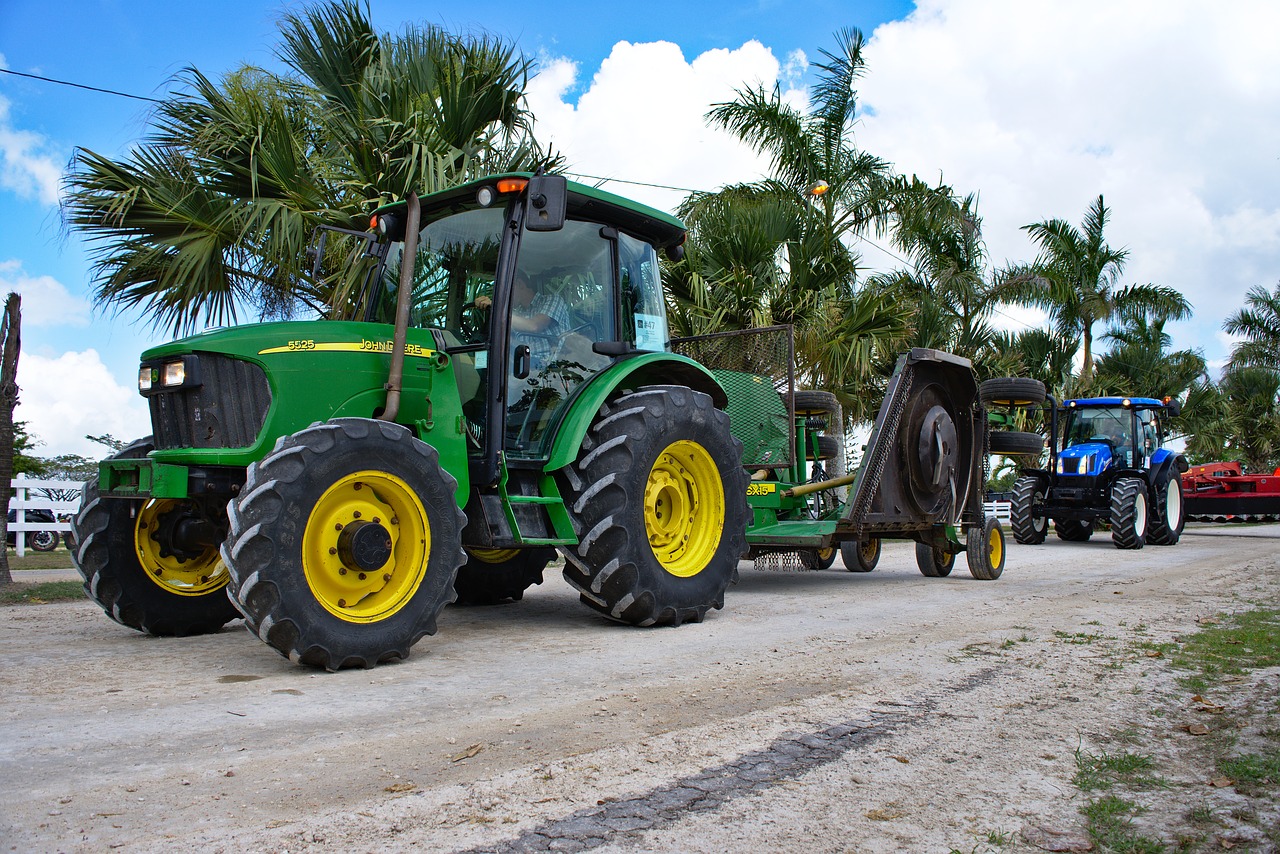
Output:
524 175 567 232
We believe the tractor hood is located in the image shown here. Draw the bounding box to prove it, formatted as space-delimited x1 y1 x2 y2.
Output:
1056 442 1114 477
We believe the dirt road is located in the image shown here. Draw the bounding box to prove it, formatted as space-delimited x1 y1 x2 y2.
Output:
3 526 1278 852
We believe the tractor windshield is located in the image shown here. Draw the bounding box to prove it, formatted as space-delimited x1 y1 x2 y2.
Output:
368 206 505 344
1063 407 1132 450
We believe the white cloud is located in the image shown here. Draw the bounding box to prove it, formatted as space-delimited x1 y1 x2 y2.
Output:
16 349 150 458
0 94 63 206
0 259 92 327
851 0 1280 366
527 40 790 212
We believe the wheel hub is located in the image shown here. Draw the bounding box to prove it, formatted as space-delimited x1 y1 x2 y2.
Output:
134 500 228 596
336 520 393 572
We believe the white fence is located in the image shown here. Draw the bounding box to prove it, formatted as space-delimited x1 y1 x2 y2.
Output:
983 500 1012 524
9 477 83 557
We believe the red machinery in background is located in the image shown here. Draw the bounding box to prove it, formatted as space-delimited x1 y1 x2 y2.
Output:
1182 461 1280 522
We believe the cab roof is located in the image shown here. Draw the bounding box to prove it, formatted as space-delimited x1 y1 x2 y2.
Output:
371 173 688 249
1062 397 1168 409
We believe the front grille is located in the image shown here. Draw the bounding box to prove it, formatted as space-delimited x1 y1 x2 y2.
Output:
149 355 272 450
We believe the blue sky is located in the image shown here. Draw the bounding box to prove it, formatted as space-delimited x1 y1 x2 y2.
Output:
1 1 1277 457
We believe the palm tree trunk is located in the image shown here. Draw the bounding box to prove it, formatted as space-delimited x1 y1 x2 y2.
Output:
0 293 20 585
1078 326 1093 386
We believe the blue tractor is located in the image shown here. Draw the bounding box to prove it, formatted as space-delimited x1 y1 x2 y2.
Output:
1009 396 1188 549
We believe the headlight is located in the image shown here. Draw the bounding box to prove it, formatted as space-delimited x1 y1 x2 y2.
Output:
1056 457 1065 474
138 366 154 392
1076 455 1092 475
162 361 186 387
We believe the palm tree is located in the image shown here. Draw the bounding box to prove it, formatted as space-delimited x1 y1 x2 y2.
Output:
667 29 909 421
866 177 1010 368
1093 315 1206 401
64 0 554 334
1223 281 1280 375
1006 195 1191 386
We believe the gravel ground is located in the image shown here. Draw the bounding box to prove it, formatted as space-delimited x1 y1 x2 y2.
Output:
2 525 1277 852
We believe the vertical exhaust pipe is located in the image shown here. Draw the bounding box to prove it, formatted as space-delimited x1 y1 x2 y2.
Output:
379 191 420 423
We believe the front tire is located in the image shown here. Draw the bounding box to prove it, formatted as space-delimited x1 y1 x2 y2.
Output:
72 438 238 636
1110 478 1149 550
1010 475 1048 544
559 386 749 626
1146 476 1184 546
453 547 553 605
841 537 881 572
223 419 466 670
28 529 59 552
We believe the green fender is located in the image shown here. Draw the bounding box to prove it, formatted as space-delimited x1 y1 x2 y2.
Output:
544 353 728 472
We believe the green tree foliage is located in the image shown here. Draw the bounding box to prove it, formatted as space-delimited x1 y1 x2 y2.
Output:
1093 316 1205 402
1182 368 1280 471
665 29 909 422
63 0 555 334
1007 195 1191 386
12 422 49 478
1224 281 1280 375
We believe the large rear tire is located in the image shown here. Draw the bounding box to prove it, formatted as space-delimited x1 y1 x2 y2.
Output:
1110 478 1148 550
72 438 238 636
559 386 749 626
1146 475 1184 546
967 517 1006 580
1010 475 1048 544
453 547 553 605
223 419 466 670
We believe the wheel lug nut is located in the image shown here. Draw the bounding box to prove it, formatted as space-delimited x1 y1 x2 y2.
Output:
352 511 362 519
334 522 343 531
354 482 362 490
339 568 347 575
329 547 337 555
383 573 391 582
338 598 346 607
358 572 367 580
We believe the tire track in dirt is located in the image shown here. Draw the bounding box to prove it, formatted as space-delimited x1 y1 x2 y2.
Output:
468 668 999 853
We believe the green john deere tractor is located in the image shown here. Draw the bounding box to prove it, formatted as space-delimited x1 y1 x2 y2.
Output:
73 173 1007 670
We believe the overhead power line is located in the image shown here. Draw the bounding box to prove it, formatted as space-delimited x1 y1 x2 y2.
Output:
0 67 163 103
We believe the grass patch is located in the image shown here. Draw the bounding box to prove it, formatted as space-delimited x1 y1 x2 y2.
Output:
1074 746 1166 791
1219 751 1280 797
1080 795 1166 853
1169 609 1280 694
1054 630 1114 645
3 549 76 571
0 580 84 605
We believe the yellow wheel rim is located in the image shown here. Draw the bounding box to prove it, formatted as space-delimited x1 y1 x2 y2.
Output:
817 546 836 562
467 547 520 564
987 526 1003 568
302 471 430 623
644 440 724 578
134 500 228 597
860 539 878 562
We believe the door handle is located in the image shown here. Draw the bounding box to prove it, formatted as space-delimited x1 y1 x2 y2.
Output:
513 344 531 379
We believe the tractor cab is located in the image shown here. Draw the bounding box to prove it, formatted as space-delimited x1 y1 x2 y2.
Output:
1057 397 1169 478
362 175 684 486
